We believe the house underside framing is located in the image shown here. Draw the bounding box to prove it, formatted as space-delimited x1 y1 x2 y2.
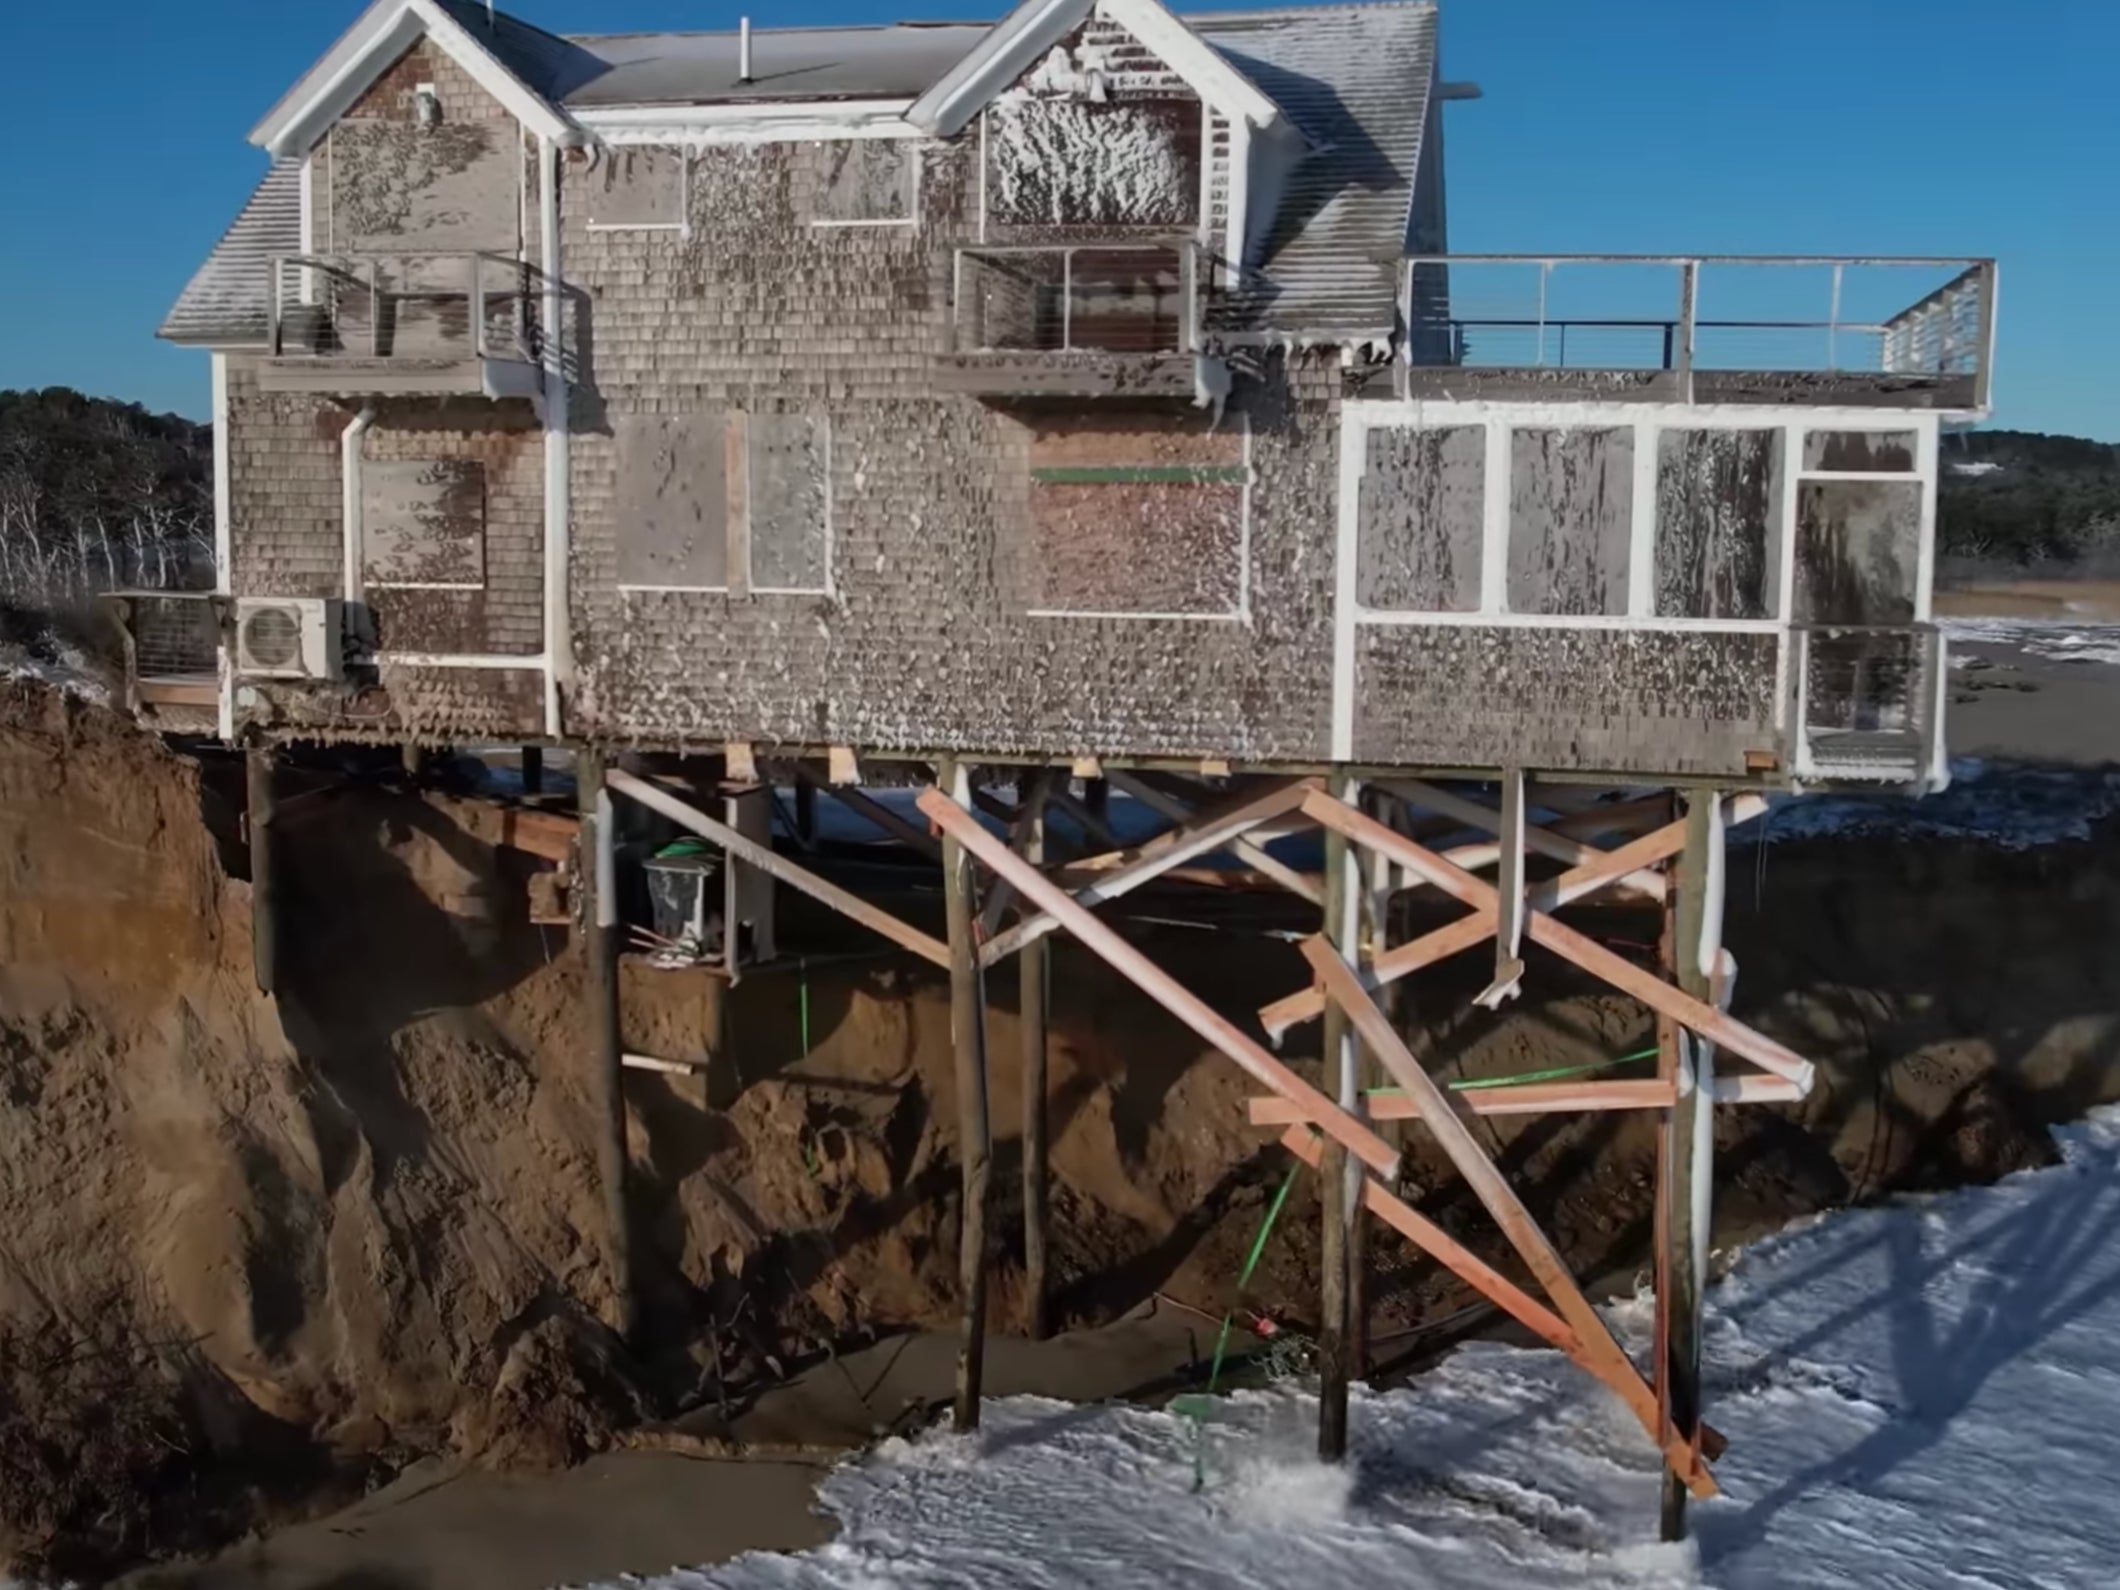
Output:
477 740 1821 1541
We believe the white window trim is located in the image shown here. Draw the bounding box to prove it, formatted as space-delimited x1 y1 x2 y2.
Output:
1331 399 1945 760
615 413 833 599
746 415 834 597
1026 412 1252 623
366 580 487 592
810 144 923 229
583 146 691 236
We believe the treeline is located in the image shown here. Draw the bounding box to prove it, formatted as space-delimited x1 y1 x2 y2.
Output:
1938 428 2120 567
0 388 212 607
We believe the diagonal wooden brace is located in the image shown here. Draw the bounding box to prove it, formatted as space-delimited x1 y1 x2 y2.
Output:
979 778 1319 968
915 787 1400 1180
1301 791 1813 1095
1300 937 1717 1498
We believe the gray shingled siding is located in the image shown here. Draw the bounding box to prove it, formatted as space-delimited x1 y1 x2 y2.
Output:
565 133 1343 761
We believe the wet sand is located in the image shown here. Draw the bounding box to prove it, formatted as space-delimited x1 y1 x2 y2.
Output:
119 1310 1249 1590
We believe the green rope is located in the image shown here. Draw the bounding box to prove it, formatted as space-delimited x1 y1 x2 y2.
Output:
798 959 811 1058
1181 1162 1300 1490
1365 1045 1660 1098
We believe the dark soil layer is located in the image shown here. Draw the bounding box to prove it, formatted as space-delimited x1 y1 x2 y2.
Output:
0 683 2113 1580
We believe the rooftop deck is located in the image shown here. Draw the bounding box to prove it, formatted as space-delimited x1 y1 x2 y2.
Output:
1399 255 1996 415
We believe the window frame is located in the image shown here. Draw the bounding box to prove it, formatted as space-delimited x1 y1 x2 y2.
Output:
584 145 691 236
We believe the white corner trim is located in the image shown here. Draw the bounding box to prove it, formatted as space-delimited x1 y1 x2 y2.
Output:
577 101 922 146
210 354 232 594
251 0 578 158
1331 407 1365 761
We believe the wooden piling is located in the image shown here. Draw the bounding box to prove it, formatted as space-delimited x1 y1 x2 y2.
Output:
1316 775 1359 1462
941 761 993 1429
519 745 543 795
578 748 638 1344
246 743 277 996
1661 791 1719 1540
1020 784 1053 1341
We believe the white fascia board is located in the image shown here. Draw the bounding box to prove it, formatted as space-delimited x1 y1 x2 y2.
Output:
1096 0 1288 136
251 0 578 159
578 99 922 146
907 0 1093 137
907 0 1294 144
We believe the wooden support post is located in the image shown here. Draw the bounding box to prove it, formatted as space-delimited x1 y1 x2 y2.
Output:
794 778 817 847
915 788 1399 1179
1302 936 1716 1498
1478 767 1526 1008
246 744 277 996
608 769 950 970
578 748 637 1344
1662 791 1722 1539
940 762 993 1431
1020 785 1053 1341
1317 776 1359 1462
519 745 543 795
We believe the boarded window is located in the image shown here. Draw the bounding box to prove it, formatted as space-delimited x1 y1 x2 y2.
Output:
364 460 484 586
746 413 830 592
1655 429 1780 619
1024 415 1244 615
615 414 728 589
588 148 686 229
815 142 915 224
986 101 1199 228
1803 430 1916 473
1507 428 1632 616
1357 427 1483 611
328 121 518 252
1794 481 1921 624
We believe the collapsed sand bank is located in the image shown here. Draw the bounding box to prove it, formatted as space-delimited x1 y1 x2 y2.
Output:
0 683 2114 1580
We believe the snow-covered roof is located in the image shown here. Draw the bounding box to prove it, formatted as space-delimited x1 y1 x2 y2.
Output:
558 24 993 108
171 0 1443 346
1199 4 1441 341
159 159 301 346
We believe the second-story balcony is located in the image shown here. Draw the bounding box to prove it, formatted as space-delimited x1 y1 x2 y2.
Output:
1400 255 1997 415
260 253 546 400
941 242 1203 399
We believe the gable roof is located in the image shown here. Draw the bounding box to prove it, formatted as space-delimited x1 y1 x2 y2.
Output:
249 0 584 157
1201 3 1440 341
159 160 302 346
906 0 1287 140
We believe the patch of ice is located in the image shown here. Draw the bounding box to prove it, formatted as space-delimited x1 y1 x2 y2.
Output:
988 100 1192 227
1942 616 2120 668
610 1107 2120 1588
1754 757 2120 848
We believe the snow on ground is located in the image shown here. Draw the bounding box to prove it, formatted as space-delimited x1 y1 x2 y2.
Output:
1943 616 2120 668
0 641 108 705
1754 757 2120 848
614 1110 2120 1589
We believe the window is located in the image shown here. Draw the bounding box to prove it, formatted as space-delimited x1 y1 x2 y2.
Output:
1654 429 1780 620
1794 481 1921 625
746 413 830 592
814 142 917 226
1022 414 1247 618
615 414 727 589
1507 428 1632 616
588 148 686 231
1356 426 1483 612
615 411 830 595
364 459 484 588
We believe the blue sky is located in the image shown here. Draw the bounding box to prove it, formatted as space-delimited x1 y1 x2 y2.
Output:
2 0 2113 438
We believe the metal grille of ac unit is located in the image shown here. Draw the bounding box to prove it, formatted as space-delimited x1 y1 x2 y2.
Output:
243 606 303 670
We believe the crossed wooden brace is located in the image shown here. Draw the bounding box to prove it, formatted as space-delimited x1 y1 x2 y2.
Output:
916 781 1816 1498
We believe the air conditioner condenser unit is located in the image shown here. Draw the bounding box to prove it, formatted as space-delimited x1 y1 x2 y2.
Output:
234 597 344 682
